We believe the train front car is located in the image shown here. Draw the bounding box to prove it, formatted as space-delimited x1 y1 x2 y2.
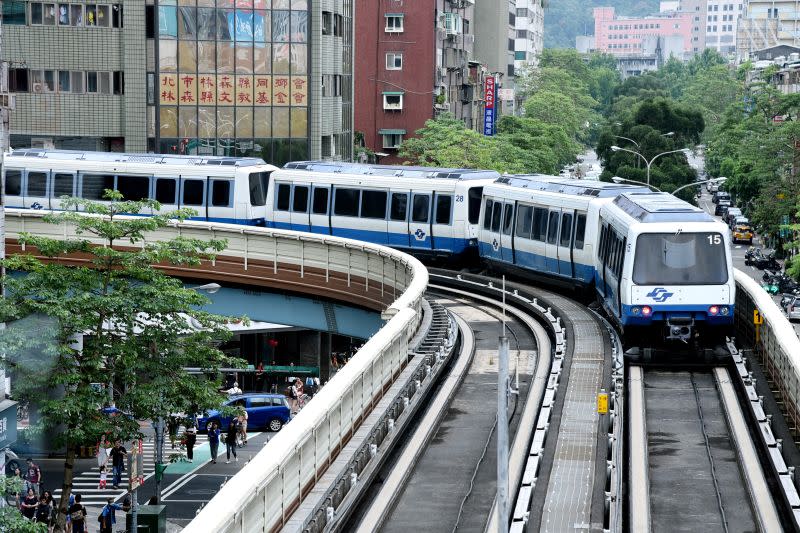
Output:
599 192 734 349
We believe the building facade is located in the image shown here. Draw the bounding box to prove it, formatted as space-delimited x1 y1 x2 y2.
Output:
513 0 545 71
737 0 800 61
474 0 515 113
354 0 485 162
1 0 353 164
593 6 694 58
679 0 708 54
704 1 744 56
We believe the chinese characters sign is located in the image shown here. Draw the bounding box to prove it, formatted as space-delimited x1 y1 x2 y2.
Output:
483 76 496 136
161 74 308 107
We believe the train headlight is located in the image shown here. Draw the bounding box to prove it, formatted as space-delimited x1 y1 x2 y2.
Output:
709 305 719 316
631 307 640 315
721 306 730 316
641 306 652 317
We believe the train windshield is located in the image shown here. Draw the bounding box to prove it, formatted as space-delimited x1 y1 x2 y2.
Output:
632 232 728 285
249 171 271 206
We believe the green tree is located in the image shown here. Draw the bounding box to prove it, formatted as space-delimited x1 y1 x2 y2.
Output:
0 192 243 530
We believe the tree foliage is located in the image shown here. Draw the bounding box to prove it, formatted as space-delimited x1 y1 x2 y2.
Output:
0 191 243 530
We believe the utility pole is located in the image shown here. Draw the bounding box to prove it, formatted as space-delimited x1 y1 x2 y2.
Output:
497 277 510 532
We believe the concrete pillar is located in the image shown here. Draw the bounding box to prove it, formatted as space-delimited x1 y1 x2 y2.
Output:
320 332 332 381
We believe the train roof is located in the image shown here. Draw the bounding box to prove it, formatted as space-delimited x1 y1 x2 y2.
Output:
612 192 716 223
494 174 650 197
7 148 268 168
283 161 500 180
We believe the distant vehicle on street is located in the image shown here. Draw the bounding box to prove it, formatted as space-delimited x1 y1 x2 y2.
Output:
715 199 731 216
712 191 731 204
782 295 800 321
732 224 753 244
197 393 291 433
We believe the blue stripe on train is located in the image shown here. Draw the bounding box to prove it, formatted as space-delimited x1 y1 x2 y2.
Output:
479 242 594 284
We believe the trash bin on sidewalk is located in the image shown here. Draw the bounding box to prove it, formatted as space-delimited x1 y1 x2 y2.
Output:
125 505 166 533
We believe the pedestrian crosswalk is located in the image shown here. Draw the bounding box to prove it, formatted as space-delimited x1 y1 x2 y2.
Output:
53 435 208 507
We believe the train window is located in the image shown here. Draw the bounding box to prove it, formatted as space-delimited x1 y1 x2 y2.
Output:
211 180 231 207
292 185 309 212
362 190 388 219
116 175 150 201
155 178 177 204
599 225 609 262
490 201 502 232
483 199 494 230
183 179 205 206
312 187 329 215
516 205 533 239
574 214 586 249
547 211 560 244
502 204 514 235
435 195 452 225
5 170 22 196
390 193 408 221
276 183 291 211
468 187 483 224
412 194 430 223
533 207 548 241
53 173 74 197
26 172 48 197
81 174 115 200
334 188 360 217
616 238 626 278
560 213 573 247
249 171 270 206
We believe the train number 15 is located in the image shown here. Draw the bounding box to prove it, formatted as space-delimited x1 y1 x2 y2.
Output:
707 234 721 245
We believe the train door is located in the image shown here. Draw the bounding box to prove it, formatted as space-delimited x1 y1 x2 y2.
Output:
180 176 208 221
309 185 331 235
153 176 179 216
388 190 410 248
289 183 311 232
207 178 234 222
557 211 574 277
51 171 76 210
24 169 49 210
359 189 389 245
544 209 561 273
500 202 515 262
409 192 432 250
272 182 292 229
432 193 454 252
483 198 504 261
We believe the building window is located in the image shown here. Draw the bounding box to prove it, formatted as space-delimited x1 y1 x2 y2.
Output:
9 69 29 92
383 92 403 110
515 51 526 60
380 130 404 149
385 14 403 33
2 1 26 24
322 11 332 35
386 52 403 70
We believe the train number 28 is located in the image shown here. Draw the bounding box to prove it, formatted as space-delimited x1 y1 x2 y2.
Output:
455 195 464 203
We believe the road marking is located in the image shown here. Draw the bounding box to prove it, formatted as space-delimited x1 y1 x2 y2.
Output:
162 474 197 499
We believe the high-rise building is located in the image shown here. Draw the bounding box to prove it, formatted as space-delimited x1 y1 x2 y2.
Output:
704 1 744 56
474 0 516 113
593 6 694 59
737 0 800 61
354 0 487 162
0 0 353 165
513 0 545 71
679 0 708 55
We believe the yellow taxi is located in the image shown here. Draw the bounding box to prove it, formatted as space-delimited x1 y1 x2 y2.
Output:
732 224 753 244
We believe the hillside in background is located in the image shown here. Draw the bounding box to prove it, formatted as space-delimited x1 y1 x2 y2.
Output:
544 0 660 49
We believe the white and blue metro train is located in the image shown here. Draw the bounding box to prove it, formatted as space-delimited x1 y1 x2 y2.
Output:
3 151 734 343
480 176 734 343
3 149 278 225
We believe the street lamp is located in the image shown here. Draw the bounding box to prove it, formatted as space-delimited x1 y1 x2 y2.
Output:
671 177 726 196
611 176 662 192
611 176 726 196
610 145 690 186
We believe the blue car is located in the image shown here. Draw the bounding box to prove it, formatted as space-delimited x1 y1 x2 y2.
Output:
197 393 291 433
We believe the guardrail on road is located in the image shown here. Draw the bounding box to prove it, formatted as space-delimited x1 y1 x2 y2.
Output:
4 209 429 532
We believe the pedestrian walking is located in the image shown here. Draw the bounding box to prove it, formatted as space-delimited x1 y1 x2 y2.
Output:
225 418 239 464
255 362 265 391
167 415 179 449
238 410 248 446
20 488 37 520
98 465 108 489
185 422 197 462
109 440 127 490
208 421 220 464
98 497 128 533
68 494 87 533
25 458 41 497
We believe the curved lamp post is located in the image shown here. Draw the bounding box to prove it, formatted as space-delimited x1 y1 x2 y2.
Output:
610 145 690 186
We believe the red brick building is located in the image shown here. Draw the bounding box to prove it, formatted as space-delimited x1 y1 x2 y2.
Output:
355 0 482 162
